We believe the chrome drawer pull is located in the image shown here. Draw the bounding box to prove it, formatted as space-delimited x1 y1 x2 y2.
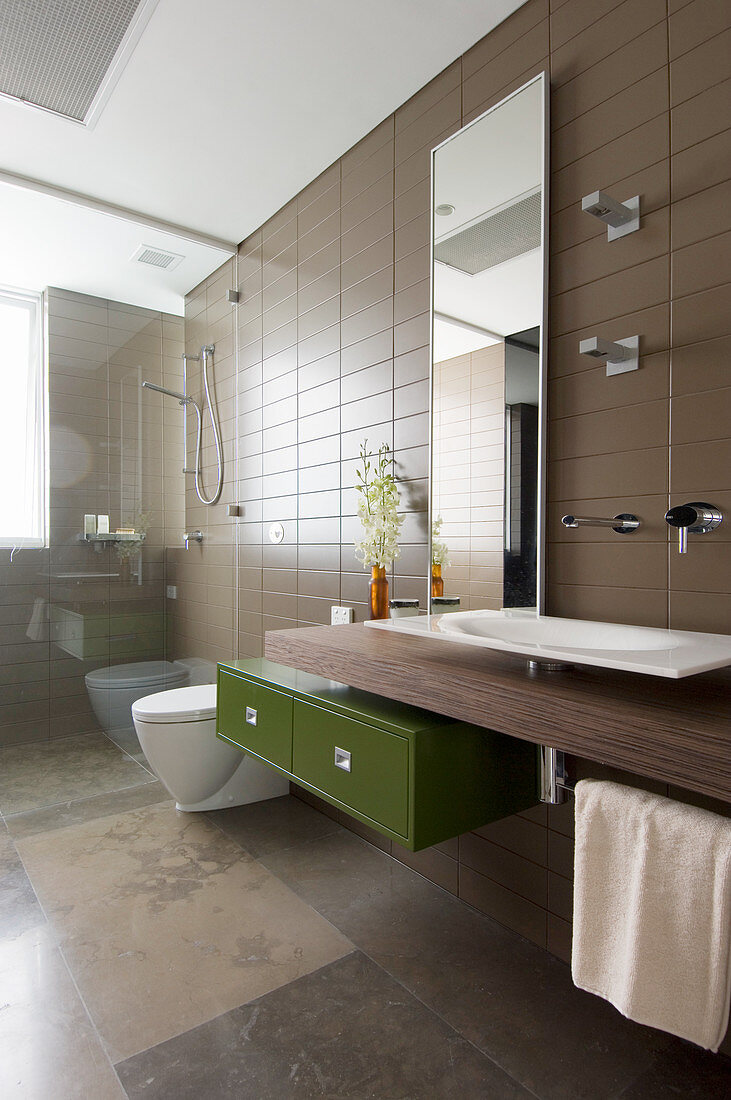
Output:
334 747 351 772
245 707 257 726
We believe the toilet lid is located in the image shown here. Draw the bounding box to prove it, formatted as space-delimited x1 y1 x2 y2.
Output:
85 661 188 691
132 683 217 723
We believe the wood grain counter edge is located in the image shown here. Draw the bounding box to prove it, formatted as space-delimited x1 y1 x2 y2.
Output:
264 623 731 804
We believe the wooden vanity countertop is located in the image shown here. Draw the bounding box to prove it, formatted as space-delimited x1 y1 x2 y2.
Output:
265 623 731 804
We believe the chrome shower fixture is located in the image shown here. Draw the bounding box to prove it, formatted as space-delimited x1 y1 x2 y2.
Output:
141 343 224 506
582 190 640 240
141 381 197 407
579 334 639 377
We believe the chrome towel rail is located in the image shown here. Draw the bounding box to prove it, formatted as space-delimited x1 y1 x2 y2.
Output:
540 747 576 805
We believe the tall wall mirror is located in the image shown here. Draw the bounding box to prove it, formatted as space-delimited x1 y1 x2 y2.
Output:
429 72 548 615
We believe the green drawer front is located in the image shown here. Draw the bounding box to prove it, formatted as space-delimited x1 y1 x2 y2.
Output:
217 670 293 772
293 701 409 837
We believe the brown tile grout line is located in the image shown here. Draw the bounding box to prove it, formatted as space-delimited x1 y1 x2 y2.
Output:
548 0 643 55
551 11 670 94
550 60 671 139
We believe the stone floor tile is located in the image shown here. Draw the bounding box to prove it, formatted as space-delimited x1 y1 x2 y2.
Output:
117 951 531 1099
16 802 352 1063
262 829 677 1100
0 823 45 938
0 733 156 816
616 1042 731 1098
105 726 153 770
206 792 344 858
4 780 170 841
0 924 124 1099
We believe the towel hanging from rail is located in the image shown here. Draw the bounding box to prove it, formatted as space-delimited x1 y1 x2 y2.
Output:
572 779 731 1051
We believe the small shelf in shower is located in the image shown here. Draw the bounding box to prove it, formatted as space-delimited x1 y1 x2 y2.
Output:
80 533 146 545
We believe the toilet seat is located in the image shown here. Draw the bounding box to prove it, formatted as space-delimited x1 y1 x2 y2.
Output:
85 661 188 691
131 683 217 724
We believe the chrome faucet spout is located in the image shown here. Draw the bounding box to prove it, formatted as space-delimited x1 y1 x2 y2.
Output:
561 513 640 534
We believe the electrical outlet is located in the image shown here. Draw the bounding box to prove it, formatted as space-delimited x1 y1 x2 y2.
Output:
166 585 177 600
330 606 354 625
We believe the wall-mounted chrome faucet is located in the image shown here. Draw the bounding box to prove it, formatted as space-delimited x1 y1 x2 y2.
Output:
579 335 639 376
183 530 203 549
582 190 640 240
664 502 722 554
561 513 640 534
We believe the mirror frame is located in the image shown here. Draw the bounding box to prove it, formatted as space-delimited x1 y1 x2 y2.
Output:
427 70 549 615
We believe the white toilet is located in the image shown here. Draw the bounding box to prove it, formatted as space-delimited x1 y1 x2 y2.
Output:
131 682 290 812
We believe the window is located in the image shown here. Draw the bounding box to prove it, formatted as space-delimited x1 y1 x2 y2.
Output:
0 287 46 548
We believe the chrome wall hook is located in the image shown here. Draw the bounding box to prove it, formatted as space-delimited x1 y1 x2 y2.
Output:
579 335 639 376
582 190 640 240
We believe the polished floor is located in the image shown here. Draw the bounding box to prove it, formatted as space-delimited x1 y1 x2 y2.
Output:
0 732 729 1098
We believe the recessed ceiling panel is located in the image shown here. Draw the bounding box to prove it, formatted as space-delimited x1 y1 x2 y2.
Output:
0 0 147 122
435 190 541 275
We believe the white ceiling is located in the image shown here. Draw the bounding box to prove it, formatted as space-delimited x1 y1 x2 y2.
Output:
0 0 524 245
0 180 233 314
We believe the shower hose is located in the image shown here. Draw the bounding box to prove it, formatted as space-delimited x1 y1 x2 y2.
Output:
191 345 223 506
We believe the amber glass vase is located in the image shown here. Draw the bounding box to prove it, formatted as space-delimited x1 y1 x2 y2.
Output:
431 564 444 598
369 566 389 619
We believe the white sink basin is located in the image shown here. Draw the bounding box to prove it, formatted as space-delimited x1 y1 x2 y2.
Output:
440 614 678 653
364 610 731 677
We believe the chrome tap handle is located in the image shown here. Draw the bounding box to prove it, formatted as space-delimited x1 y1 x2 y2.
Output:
664 502 722 554
183 530 203 549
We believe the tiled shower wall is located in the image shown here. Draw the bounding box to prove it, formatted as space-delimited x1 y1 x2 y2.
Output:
0 288 184 747
166 259 239 664
179 0 731 967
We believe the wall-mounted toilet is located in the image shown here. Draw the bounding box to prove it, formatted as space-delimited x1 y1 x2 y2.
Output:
131 683 289 811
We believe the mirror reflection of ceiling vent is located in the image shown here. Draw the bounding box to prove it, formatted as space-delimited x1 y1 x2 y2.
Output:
131 244 184 271
435 191 542 276
0 0 160 126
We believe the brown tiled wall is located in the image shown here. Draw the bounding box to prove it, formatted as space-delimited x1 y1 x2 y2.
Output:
433 346 506 609
0 288 184 747
181 0 731 972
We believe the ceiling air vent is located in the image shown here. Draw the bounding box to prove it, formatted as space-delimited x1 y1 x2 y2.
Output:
0 0 159 125
435 190 542 276
131 244 184 271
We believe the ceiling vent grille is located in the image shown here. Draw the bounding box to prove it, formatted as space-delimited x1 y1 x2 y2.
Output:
0 0 157 124
435 191 542 276
131 244 184 271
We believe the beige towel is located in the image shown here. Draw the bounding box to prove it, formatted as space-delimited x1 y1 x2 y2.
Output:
572 778 731 1051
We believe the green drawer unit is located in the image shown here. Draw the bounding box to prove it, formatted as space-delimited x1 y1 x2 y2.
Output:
217 658 538 851
217 667 293 773
293 701 409 838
